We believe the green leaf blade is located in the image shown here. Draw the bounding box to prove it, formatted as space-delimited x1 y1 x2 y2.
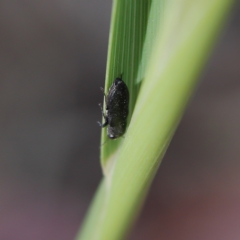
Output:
101 0 152 168
77 0 234 239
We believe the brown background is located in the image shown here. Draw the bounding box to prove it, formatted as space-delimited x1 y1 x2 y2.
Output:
0 1 239 240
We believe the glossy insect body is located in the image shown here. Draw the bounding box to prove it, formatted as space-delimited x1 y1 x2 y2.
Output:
98 77 129 139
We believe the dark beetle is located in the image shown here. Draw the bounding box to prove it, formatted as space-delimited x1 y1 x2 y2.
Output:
98 77 129 139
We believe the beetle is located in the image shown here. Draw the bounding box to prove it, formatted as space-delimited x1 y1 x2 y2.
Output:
98 76 129 139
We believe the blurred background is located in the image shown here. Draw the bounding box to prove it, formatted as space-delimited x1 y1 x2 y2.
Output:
0 1 239 240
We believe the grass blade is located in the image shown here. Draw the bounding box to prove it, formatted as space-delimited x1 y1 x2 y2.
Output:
76 0 234 239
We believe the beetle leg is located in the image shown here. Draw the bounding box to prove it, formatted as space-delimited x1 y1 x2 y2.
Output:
100 87 108 106
98 103 106 118
98 120 108 128
97 119 108 128
97 103 108 128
